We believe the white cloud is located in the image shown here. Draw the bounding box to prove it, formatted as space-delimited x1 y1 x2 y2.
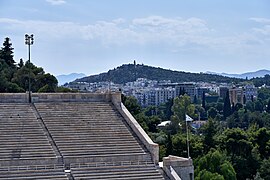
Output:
0 16 267 52
132 16 209 34
112 18 126 24
46 0 66 5
133 16 177 26
249 18 270 36
250 17 270 24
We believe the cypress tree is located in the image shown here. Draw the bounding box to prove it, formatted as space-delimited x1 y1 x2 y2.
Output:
166 133 173 156
231 102 235 113
223 90 231 119
266 99 270 113
202 92 206 109
243 95 246 105
193 95 198 104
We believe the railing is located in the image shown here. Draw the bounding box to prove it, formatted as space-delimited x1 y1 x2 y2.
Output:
0 160 154 172
69 160 152 169
0 164 64 172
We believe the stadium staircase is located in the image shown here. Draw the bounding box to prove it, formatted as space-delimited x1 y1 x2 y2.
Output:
0 95 165 179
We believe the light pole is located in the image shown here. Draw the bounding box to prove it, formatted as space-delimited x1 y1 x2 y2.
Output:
25 34 34 103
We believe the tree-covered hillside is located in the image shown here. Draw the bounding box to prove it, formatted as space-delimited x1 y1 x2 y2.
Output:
75 63 243 84
0 37 58 92
251 74 270 87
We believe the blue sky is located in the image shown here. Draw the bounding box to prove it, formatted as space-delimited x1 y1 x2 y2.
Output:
0 0 270 76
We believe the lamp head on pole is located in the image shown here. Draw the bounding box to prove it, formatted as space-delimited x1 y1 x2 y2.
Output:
25 34 34 45
30 34 34 45
25 34 29 45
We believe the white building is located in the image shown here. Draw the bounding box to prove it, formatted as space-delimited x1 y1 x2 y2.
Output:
133 87 177 107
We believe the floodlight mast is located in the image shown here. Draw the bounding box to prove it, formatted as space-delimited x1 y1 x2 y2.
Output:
25 34 34 103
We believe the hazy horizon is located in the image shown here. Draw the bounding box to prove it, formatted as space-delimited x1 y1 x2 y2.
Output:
57 63 270 77
1 0 269 76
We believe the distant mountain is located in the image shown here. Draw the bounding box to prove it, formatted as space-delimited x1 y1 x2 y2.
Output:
74 64 243 84
57 73 86 85
206 69 270 79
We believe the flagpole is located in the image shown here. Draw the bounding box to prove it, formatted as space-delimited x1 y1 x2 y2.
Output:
186 115 190 158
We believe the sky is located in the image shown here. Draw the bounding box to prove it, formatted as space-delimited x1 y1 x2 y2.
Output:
0 0 270 76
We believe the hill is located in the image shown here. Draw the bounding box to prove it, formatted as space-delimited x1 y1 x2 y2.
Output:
57 73 86 85
206 69 270 79
75 64 243 84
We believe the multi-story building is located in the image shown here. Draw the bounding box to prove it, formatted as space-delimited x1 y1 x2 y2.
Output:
229 87 244 105
244 84 257 102
219 86 229 100
68 82 90 91
160 82 196 99
133 87 177 107
195 87 208 99
175 83 196 98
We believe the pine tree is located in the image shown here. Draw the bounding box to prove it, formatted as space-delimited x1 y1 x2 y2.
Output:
0 37 15 68
223 90 231 119
18 58 24 68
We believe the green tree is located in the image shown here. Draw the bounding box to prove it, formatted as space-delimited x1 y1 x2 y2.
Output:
223 90 231 119
171 94 195 122
267 99 270 113
220 128 252 159
171 95 195 134
166 133 173 156
196 170 224 180
207 107 218 119
0 37 58 93
254 99 264 112
259 158 270 180
172 132 203 159
249 112 264 128
122 95 141 116
202 92 206 109
195 150 236 180
227 111 242 128
218 128 259 179
202 119 217 152
0 37 15 68
0 72 8 92
171 133 187 157
216 102 224 114
11 64 30 91
246 101 255 112
12 62 58 92
193 95 198 104
6 82 24 92
234 103 243 111
195 104 206 120
258 87 270 101
36 73 58 92
262 112 270 128
18 58 24 68
252 128 270 159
